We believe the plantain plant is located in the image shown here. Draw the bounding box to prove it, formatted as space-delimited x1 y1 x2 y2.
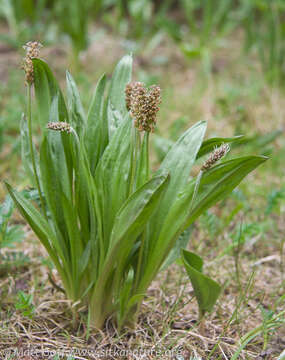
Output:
5 42 267 330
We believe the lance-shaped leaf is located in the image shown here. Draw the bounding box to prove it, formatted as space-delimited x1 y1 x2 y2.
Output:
66 71 86 134
153 134 174 162
185 156 268 226
40 134 72 243
108 54 132 116
94 118 132 246
197 135 244 158
85 74 108 174
139 155 267 293
182 249 221 316
90 171 170 323
33 59 73 195
149 121 207 246
154 134 244 162
107 54 132 137
4 182 67 279
32 58 68 127
110 171 169 250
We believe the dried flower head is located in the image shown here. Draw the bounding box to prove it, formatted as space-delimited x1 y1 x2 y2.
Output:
22 41 43 85
125 82 161 132
201 143 230 171
125 82 135 111
47 122 71 133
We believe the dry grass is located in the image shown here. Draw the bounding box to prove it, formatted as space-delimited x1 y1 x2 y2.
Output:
0 229 284 359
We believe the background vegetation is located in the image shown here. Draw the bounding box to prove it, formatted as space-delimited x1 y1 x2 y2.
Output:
0 0 284 359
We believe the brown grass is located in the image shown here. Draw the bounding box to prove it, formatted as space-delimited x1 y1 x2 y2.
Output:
0 230 284 359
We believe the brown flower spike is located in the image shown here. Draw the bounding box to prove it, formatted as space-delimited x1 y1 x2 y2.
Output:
201 144 230 171
125 82 161 132
47 122 71 133
22 41 43 85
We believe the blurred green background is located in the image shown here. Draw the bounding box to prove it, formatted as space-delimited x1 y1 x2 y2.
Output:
1 0 285 81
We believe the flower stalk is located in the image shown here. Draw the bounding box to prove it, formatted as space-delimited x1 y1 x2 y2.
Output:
24 42 48 220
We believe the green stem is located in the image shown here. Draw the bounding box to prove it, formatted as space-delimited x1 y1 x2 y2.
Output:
134 132 150 291
129 125 139 195
74 131 105 272
144 132 150 180
27 84 48 221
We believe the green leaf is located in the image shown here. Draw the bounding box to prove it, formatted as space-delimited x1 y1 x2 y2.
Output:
33 60 74 195
149 121 207 246
197 135 244 158
95 118 132 246
73 142 97 249
32 58 68 127
90 171 170 322
66 71 86 134
185 156 268 226
160 156 268 255
60 192 82 282
118 271 133 319
140 155 267 293
110 171 170 249
85 74 108 173
78 240 92 276
182 249 221 316
153 134 173 162
107 54 132 137
40 134 72 239
107 101 125 139
4 183 63 271
160 121 206 196
108 54 132 116
154 134 244 162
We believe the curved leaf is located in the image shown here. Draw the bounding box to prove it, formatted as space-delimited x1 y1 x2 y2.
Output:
95 118 132 246
154 134 244 162
186 156 268 226
4 182 66 275
90 171 170 322
149 121 207 246
182 249 221 316
32 58 68 127
66 71 86 134
107 54 132 137
197 135 244 158
85 74 108 173
140 155 267 292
